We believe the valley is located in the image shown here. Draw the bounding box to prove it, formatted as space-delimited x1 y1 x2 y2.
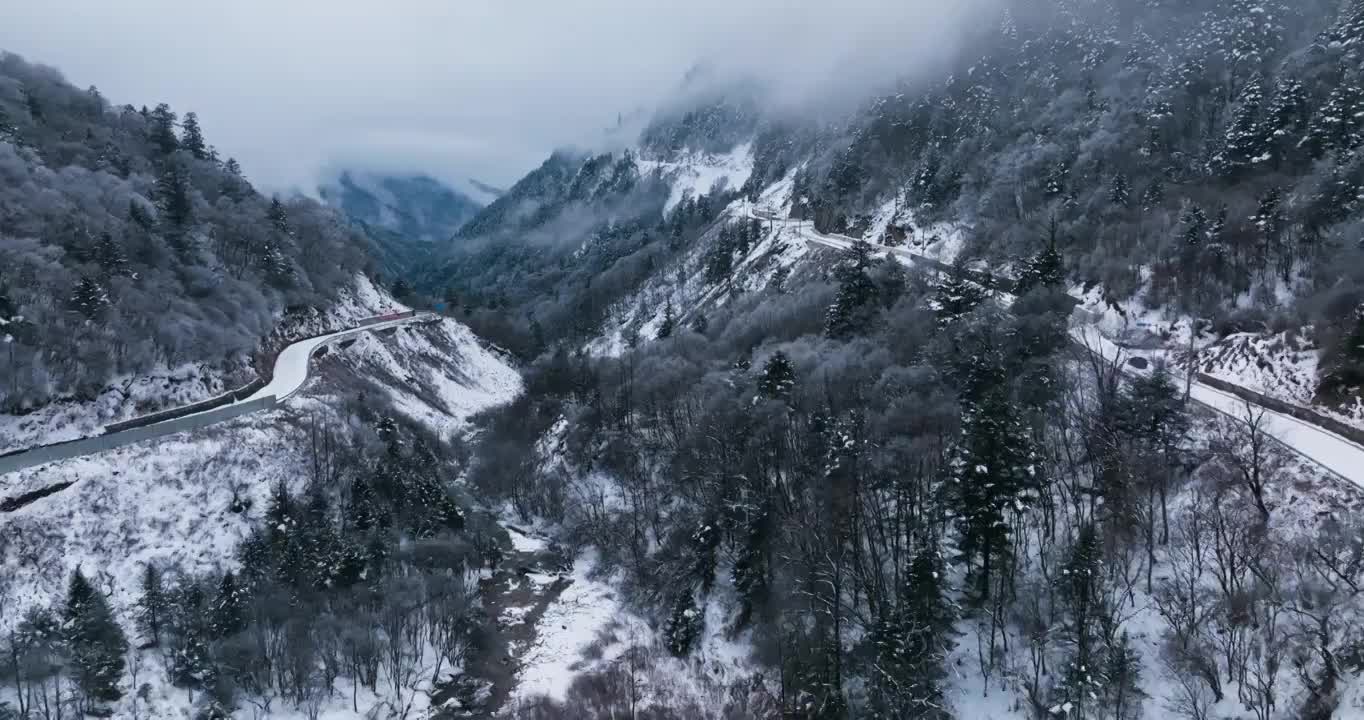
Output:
5 0 1364 718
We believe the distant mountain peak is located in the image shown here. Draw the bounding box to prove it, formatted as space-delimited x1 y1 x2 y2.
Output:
320 170 485 244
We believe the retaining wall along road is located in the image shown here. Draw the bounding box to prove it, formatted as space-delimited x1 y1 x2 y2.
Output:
0 311 427 478
0 396 277 477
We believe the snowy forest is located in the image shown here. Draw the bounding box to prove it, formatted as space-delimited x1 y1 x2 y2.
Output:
0 52 376 410
454 0 1364 717
7 0 1364 718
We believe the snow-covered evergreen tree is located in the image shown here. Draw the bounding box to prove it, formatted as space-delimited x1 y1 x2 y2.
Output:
1304 69 1364 158
62 570 128 707
951 388 1037 598
758 350 796 401
1221 75 1268 175
70 277 109 318
156 161 193 230
825 240 879 339
868 547 956 719
180 111 208 160
663 592 702 657
932 272 986 325
148 103 178 156
656 300 675 340
95 232 127 277
1109 172 1131 208
137 564 169 647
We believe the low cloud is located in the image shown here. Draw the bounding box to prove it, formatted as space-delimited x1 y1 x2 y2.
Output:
1 0 1001 192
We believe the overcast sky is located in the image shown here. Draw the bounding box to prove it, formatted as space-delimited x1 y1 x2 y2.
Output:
1 1 997 193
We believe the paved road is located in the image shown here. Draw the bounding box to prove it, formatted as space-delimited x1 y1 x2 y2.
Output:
249 313 434 402
0 312 435 477
747 206 1364 489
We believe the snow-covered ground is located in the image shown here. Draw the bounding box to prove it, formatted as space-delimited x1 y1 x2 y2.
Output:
0 275 405 454
737 189 1364 492
0 278 520 719
638 142 755 213
1199 330 1321 407
504 545 757 716
328 318 522 439
0 362 244 454
0 316 518 625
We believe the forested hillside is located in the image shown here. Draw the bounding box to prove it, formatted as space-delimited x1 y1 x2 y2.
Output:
424 146 744 357
777 0 1364 408
0 52 375 411
443 0 1364 411
448 0 1364 718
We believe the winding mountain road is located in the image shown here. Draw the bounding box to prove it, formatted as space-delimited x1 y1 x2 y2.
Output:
0 312 436 477
249 312 434 402
747 206 1364 489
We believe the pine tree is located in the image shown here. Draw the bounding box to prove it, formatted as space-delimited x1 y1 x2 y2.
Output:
869 546 955 719
63 570 128 705
758 351 796 401
209 572 246 639
1262 76 1309 167
1140 178 1164 210
689 311 708 335
1104 631 1146 720
346 474 383 532
71 277 109 318
1015 226 1065 295
1305 70 1364 158
23 89 43 124
703 231 735 285
391 278 411 298
825 241 880 339
1109 172 1131 208
170 584 212 688
148 103 178 156
96 232 128 277
137 564 169 647
731 502 771 628
221 158 249 199
1044 160 1068 199
656 300 675 340
690 522 721 593
932 272 986 326
1222 76 1269 175
663 592 703 657
180 111 207 160
1180 205 1208 248
1054 524 1106 719
1321 305 1364 402
1252 186 1286 276
1304 158 1364 244
952 388 1037 599
157 162 193 229
267 197 291 236
258 237 292 283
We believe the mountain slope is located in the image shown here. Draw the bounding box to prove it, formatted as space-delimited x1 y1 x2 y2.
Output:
0 50 376 413
320 170 484 243
0 285 521 719
445 2 1364 717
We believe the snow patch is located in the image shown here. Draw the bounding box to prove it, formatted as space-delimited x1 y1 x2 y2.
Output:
639 143 755 213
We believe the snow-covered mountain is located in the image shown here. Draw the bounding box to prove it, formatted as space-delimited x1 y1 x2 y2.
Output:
0 274 522 719
320 170 487 243
10 0 1364 717
421 2 1364 717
